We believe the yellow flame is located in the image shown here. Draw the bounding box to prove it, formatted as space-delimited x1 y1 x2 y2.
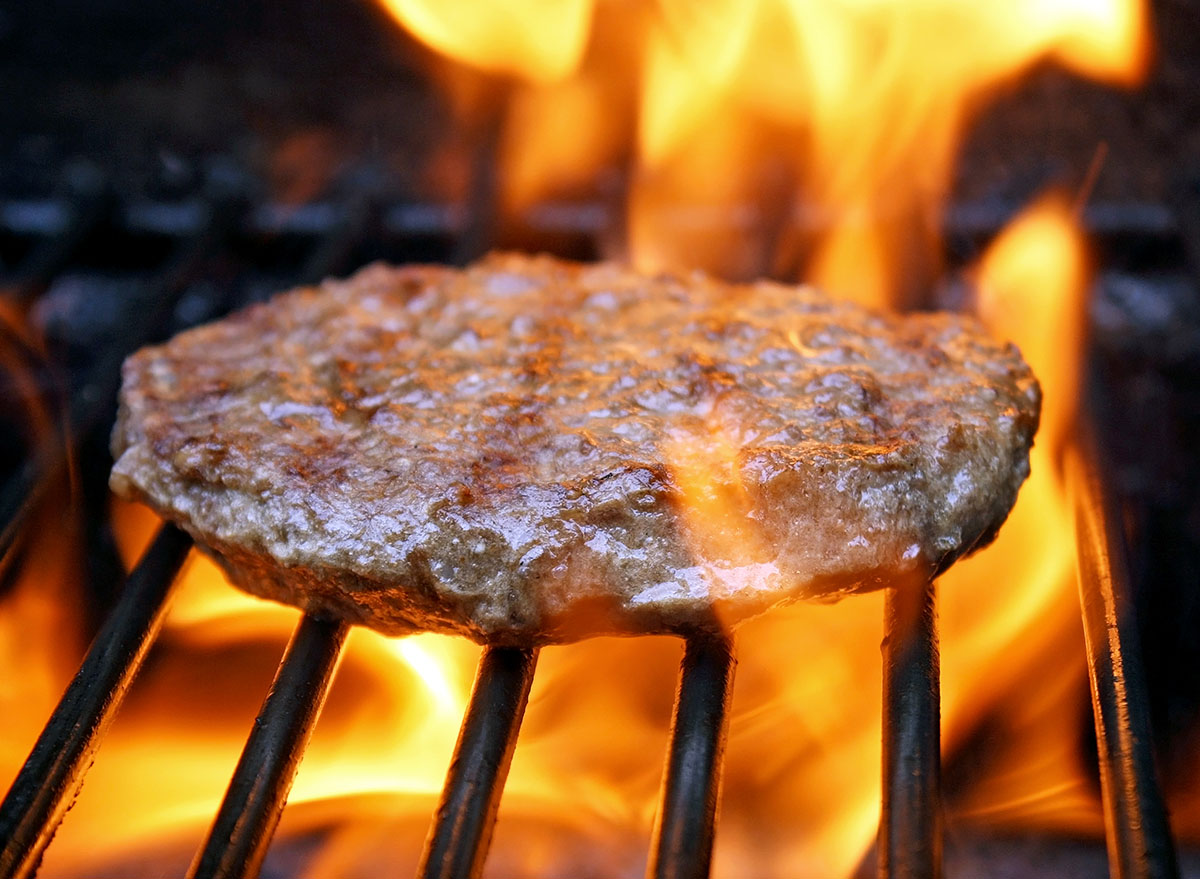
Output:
661 420 768 619
940 196 1096 833
374 0 593 83
375 0 1147 301
976 193 1090 455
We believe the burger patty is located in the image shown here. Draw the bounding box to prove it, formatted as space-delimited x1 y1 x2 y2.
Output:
110 253 1041 643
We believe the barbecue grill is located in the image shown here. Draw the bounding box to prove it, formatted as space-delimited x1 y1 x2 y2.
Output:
0 176 1189 878
3 0 1200 875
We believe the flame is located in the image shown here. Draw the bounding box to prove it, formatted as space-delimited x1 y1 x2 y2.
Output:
939 196 1098 833
376 0 593 83
975 194 1090 457
0 0 1167 877
661 419 773 633
377 0 1147 301
0 311 88 782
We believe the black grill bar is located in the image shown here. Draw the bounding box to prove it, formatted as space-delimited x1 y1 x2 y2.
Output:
647 633 736 879
418 645 539 879
295 192 375 287
187 613 349 879
4 164 110 302
0 196 1179 244
879 578 942 879
0 523 192 879
1068 437 1180 879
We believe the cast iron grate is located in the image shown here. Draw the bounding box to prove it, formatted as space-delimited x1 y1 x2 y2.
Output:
0 178 1185 879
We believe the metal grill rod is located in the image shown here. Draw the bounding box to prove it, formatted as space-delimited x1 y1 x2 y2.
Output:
6 163 110 302
418 645 539 879
1068 437 1180 879
296 192 375 287
647 633 737 879
186 613 349 879
0 524 193 879
0 196 1178 243
879 578 942 879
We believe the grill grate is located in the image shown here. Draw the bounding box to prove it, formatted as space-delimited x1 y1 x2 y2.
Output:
188 613 349 879
1070 433 1179 879
418 645 539 879
646 635 736 879
880 579 941 879
0 524 192 879
0 180 1187 879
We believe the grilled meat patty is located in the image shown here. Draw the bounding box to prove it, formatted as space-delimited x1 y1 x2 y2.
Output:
110 253 1040 643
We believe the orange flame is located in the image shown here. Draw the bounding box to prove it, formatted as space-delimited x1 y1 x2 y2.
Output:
976 193 1090 456
377 0 1147 302
378 0 593 83
0 312 87 782
940 195 1098 833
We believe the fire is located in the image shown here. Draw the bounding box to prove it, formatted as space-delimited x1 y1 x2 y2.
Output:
939 196 1098 833
0 312 88 787
382 0 593 83
0 0 1165 877
662 421 769 630
379 0 1147 303
975 194 1090 457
